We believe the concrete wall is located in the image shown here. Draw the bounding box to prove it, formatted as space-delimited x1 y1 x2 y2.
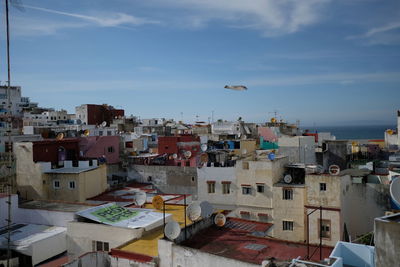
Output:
63 251 110 267
330 242 375 267
278 136 316 164
158 239 258 267
15 142 47 200
197 167 236 207
0 194 19 228
272 185 306 242
67 221 144 259
341 176 390 239
306 174 341 207
45 165 108 202
128 165 197 196
374 214 400 267
307 208 341 247
15 208 76 227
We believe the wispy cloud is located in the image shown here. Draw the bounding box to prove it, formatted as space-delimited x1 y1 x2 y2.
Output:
11 4 160 36
347 21 400 45
144 0 330 36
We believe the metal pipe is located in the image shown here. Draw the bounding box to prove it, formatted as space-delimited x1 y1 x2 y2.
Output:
320 205 322 261
184 194 187 240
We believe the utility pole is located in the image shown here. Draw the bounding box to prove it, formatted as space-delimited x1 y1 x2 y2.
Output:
5 0 13 266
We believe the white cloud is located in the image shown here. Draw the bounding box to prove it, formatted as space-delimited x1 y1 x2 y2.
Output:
147 0 330 36
347 21 400 45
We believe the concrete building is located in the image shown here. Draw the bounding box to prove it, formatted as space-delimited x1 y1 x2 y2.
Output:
278 135 316 164
374 213 400 267
158 135 201 167
197 166 237 209
127 165 197 195
75 104 124 126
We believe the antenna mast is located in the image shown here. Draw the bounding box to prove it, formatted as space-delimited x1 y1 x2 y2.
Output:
4 0 13 266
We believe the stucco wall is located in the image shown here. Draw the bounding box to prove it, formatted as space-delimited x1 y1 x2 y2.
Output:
67 221 144 260
158 239 258 267
15 142 47 200
341 176 390 239
128 165 197 195
197 167 236 206
272 185 306 242
278 136 316 164
374 215 400 267
306 174 341 207
307 208 341 247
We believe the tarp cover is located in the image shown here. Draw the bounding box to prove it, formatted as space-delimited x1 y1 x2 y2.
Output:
76 203 170 230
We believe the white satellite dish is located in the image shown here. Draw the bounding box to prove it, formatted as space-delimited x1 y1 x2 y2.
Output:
184 150 192 159
101 121 107 127
329 165 340 176
242 149 247 155
201 144 208 152
214 213 226 227
135 191 147 206
172 153 178 159
164 221 181 240
283 174 293 184
149 148 153 153
200 201 213 218
187 203 202 222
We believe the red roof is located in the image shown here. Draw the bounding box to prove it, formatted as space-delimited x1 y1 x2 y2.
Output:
181 218 333 265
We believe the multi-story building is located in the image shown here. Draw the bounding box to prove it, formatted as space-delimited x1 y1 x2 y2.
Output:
75 104 124 126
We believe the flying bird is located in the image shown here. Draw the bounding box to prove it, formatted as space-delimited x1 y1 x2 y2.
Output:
224 85 248 91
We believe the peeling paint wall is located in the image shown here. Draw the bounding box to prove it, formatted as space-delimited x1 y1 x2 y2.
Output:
128 165 197 195
374 215 400 267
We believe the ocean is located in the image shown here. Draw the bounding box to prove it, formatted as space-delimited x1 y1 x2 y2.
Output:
302 125 396 140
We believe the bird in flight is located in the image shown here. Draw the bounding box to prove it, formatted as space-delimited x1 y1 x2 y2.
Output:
224 85 248 91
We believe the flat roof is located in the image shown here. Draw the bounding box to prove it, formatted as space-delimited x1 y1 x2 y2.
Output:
20 200 95 212
43 166 98 174
181 218 333 265
119 203 191 257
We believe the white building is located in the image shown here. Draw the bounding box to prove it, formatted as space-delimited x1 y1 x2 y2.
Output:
211 121 241 136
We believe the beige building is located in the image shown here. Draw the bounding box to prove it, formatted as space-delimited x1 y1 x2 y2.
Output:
15 142 107 202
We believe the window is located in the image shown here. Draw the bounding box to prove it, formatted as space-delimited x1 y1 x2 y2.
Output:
207 182 215 193
242 162 249 169
240 211 250 220
320 183 327 191
242 186 252 195
186 161 190 166
258 213 268 222
148 176 152 182
320 219 331 239
283 188 293 200
93 241 109 252
283 220 294 231
107 131 112 136
53 180 60 189
257 184 265 193
107 146 114 153
222 182 231 194
99 130 103 136
68 181 76 189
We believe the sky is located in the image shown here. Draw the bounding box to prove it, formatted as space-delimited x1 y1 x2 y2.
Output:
1 0 400 126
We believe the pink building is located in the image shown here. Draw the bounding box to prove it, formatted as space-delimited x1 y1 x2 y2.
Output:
79 136 120 164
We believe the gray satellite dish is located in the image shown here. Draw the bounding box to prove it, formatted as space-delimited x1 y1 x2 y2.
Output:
135 191 146 206
200 201 213 218
283 174 293 184
164 221 181 240
214 213 226 227
187 203 201 222
172 153 178 159
201 144 208 152
184 150 192 159
101 121 107 127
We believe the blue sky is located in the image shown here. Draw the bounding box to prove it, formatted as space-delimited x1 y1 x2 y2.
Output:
1 0 400 126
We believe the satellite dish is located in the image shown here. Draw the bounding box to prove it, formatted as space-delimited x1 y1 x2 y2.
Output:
152 195 164 210
200 201 213 218
186 203 201 222
172 153 178 159
329 165 340 176
83 129 90 136
242 149 247 155
101 121 107 127
214 213 226 227
56 132 64 141
149 148 153 153
184 150 192 159
201 144 208 152
164 221 181 240
283 174 293 184
135 191 146 206
268 153 275 161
